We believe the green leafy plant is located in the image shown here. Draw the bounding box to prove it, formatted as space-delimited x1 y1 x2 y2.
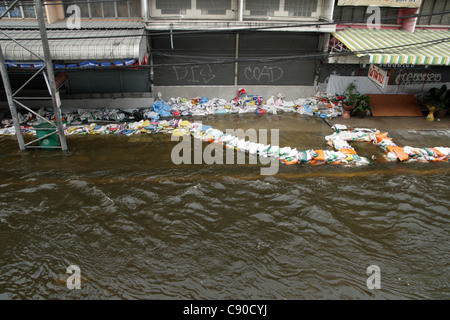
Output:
344 82 372 115
427 84 450 111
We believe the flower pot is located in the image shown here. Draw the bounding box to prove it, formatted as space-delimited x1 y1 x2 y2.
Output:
342 104 353 119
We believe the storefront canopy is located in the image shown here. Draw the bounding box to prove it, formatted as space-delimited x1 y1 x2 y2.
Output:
0 29 146 61
332 28 450 66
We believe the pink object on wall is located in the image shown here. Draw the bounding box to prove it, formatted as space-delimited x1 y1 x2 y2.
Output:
398 8 419 33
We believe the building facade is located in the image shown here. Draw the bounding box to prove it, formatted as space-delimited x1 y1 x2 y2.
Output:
322 0 450 95
0 0 449 108
0 0 150 109
145 0 336 99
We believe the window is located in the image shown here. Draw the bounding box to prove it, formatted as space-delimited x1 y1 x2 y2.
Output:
197 0 232 15
62 0 142 19
284 0 318 17
155 0 191 15
0 1 36 18
245 0 280 16
22 4 36 18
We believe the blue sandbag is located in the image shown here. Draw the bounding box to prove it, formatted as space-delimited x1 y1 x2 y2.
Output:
303 105 315 114
152 100 172 117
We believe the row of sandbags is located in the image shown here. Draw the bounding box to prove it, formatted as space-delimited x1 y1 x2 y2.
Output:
0 91 344 129
0 118 370 166
1 116 448 164
176 121 371 166
326 124 450 162
0 119 192 136
156 92 343 119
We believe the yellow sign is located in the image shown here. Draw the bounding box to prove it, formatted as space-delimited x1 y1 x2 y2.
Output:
337 0 422 7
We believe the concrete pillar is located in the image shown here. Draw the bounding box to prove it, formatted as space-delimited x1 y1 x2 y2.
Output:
398 8 419 33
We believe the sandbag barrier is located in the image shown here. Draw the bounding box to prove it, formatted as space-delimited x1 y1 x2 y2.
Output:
0 90 344 131
152 92 344 119
189 124 371 166
327 124 450 163
1 119 372 166
0 118 448 165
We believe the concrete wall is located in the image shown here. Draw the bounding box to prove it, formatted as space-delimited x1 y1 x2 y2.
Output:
319 0 335 20
0 85 316 110
153 85 317 101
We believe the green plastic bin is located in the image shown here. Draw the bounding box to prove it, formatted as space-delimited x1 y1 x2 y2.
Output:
35 122 60 149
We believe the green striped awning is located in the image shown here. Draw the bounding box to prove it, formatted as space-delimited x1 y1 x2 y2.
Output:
332 28 450 66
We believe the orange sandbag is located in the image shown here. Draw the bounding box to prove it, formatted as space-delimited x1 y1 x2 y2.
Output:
392 146 409 161
314 149 325 161
386 145 397 152
375 132 390 144
429 148 445 158
282 159 298 165
340 147 357 154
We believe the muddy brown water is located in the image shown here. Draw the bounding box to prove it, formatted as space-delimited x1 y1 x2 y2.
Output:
0 114 449 299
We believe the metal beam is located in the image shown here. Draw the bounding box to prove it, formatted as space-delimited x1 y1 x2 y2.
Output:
24 129 58 147
0 1 69 153
12 65 46 97
35 0 68 152
12 98 58 127
0 45 26 151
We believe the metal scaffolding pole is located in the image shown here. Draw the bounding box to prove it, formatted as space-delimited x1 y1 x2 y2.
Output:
0 1 70 152
35 0 68 152
0 45 26 151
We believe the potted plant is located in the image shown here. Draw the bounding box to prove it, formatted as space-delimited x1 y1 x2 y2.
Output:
343 82 372 118
351 94 372 118
426 84 449 120
341 83 357 119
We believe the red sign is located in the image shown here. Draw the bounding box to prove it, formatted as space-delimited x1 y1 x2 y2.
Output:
368 64 387 88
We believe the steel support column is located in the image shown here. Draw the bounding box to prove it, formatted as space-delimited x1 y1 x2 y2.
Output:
0 0 69 152
35 0 68 152
0 45 26 151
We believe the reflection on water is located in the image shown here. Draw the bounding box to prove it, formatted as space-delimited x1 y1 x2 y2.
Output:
0 115 449 299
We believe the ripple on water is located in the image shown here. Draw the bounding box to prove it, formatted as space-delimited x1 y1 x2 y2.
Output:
0 134 449 299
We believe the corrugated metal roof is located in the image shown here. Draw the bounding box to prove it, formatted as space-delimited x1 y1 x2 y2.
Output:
0 29 145 61
0 19 144 30
332 28 450 65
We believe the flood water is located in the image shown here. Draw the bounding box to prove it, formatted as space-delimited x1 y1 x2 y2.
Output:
0 114 449 300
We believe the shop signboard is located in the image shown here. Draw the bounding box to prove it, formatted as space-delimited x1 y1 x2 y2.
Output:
368 64 388 87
